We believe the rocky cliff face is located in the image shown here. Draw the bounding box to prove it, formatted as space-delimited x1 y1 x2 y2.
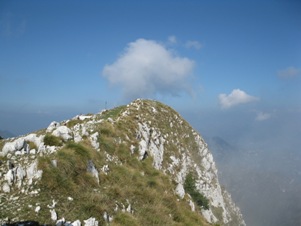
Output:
0 99 245 226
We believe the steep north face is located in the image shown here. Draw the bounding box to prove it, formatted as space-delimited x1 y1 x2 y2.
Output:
0 99 245 226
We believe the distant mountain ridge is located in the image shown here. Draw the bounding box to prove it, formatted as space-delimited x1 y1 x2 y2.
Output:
206 136 238 162
0 130 16 139
0 99 245 226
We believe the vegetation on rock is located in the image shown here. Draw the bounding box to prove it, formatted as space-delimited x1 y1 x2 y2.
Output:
43 134 63 146
0 99 245 226
184 172 210 210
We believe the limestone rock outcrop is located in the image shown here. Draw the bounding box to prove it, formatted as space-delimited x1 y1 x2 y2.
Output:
0 99 245 225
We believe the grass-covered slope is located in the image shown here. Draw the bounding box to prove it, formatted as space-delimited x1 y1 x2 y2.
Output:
0 99 244 226
37 142 211 225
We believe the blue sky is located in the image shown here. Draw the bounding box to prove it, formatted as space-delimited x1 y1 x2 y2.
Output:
0 0 300 139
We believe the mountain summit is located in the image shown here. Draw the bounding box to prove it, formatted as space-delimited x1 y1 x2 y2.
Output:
0 99 245 226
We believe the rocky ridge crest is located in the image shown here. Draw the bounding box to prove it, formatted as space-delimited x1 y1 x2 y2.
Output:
0 99 245 226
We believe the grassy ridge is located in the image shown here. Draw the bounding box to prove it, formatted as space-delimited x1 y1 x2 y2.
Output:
0 100 213 225
35 140 210 225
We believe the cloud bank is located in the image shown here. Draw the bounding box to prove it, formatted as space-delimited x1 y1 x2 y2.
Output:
102 38 195 99
278 66 300 79
185 40 202 50
168 35 177 44
255 111 271 121
219 89 258 109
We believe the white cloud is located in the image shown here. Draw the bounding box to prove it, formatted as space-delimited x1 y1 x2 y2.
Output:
102 38 195 99
168 35 177 44
278 66 300 79
185 40 202 50
255 111 271 121
219 89 258 109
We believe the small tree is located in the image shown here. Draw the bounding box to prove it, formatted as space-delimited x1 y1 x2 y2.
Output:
184 172 209 210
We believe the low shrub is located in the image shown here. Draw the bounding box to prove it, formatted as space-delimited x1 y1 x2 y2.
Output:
184 172 210 210
44 134 63 146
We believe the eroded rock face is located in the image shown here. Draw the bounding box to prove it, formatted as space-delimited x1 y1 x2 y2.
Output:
0 134 45 157
46 121 60 133
52 126 72 141
1 138 26 156
1 159 42 194
125 99 245 225
0 99 245 226
26 161 43 185
87 160 99 184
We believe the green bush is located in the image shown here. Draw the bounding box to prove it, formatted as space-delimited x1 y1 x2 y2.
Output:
184 172 210 210
44 134 63 146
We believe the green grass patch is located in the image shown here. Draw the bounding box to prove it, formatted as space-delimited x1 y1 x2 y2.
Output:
44 134 63 146
27 141 38 150
0 139 6 150
101 105 126 120
65 142 91 159
67 119 81 128
38 142 99 195
112 212 139 226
